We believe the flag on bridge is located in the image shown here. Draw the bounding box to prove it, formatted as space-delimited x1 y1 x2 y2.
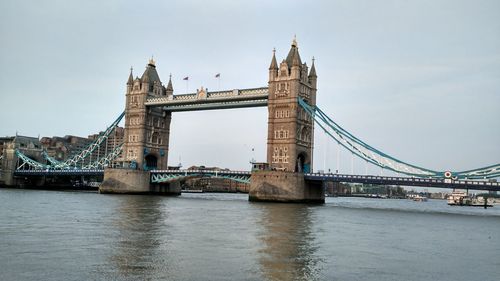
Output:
215 73 220 78
183 76 189 80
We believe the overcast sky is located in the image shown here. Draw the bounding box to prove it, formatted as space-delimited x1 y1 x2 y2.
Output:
1 0 499 174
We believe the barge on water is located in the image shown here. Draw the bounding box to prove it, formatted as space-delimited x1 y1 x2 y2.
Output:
447 190 493 208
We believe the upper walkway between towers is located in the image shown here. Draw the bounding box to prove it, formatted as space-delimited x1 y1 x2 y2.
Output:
144 87 269 111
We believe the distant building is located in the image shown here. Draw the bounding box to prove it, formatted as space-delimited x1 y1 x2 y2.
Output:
88 126 125 160
40 135 91 160
183 165 250 192
0 137 15 160
429 192 447 200
1 135 44 185
40 126 124 162
325 182 351 196
333 183 407 197
185 177 249 193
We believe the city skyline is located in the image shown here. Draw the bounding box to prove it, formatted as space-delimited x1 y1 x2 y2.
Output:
1 0 499 173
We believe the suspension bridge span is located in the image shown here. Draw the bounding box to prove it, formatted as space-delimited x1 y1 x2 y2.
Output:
11 168 500 192
3 38 499 201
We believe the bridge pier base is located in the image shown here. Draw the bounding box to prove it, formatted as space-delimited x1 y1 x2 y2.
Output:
249 171 324 203
99 168 180 195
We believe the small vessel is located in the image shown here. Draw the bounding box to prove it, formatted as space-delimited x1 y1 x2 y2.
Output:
182 189 204 193
447 190 493 208
407 194 428 202
412 195 428 202
447 190 472 206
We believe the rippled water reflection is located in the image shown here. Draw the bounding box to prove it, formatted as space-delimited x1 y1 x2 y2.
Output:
0 189 499 281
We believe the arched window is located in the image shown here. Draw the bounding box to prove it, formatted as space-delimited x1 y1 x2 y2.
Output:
152 132 159 144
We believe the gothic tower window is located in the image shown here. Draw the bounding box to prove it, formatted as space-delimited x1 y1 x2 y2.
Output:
152 132 159 144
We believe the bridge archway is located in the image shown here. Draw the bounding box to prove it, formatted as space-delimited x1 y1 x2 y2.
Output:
296 152 309 173
144 154 158 170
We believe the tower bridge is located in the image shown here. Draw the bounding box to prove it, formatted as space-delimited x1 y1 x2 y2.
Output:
3 38 499 200
97 37 322 202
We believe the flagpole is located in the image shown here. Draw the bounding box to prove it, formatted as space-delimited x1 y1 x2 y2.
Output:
215 73 221 92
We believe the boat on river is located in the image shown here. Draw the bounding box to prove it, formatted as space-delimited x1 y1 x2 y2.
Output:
412 195 428 202
447 190 493 207
182 189 204 193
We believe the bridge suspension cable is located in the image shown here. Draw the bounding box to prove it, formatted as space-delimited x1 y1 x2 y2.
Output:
81 143 123 169
15 111 125 170
298 98 500 179
49 111 125 169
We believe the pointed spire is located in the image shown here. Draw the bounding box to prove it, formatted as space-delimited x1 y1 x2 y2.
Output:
292 50 301 66
166 73 173 92
127 67 134 85
309 57 317 77
142 71 150 83
286 35 301 67
269 48 278 70
141 57 161 84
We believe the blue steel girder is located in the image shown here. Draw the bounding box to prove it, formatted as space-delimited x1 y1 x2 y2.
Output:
14 111 125 171
217 175 251 184
42 151 62 166
81 144 123 169
14 169 104 176
305 173 500 191
16 142 123 171
52 111 125 169
150 170 251 184
15 150 49 170
151 173 202 183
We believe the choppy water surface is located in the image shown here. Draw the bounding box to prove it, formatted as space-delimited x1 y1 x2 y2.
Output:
0 188 499 281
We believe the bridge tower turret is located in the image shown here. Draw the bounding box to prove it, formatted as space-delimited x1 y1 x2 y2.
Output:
121 58 171 171
266 37 317 173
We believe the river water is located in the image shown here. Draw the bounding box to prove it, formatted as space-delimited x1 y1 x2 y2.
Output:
0 188 499 281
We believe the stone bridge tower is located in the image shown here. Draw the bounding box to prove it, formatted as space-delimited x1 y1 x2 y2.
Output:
249 38 323 203
101 58 179 195
121 58 172 170
267 38 317 173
